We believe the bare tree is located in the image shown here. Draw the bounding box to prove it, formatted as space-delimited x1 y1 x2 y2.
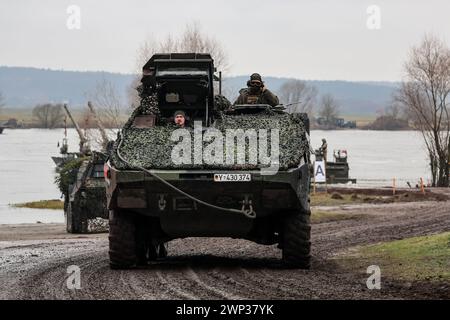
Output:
395 35 450 187
385 103 401 119
86 79 124 149
32 104 65 128
318 94 339 125
131 23 230 106
88 79 125 128
178 23 229 72
126 76 142 111
136 23 229 73
279 80 317 114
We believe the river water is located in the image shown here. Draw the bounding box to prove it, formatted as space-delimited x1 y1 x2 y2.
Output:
0 128 430 224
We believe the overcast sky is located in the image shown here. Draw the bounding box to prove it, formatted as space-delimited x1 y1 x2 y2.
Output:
1 0 450 81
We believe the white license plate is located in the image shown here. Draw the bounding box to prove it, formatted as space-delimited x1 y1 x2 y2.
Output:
214 173 251 182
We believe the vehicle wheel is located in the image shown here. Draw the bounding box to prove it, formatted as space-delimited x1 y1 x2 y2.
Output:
66 201 87 234
65 201 72 233
282 210 311 269
109 209 138 269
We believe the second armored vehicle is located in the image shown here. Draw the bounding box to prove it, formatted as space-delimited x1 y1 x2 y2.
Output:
64 151 109 233
56 103 109 233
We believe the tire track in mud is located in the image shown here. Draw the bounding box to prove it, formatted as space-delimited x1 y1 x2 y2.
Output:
156 270 199 300
123 272 170 300
196 267 269 299
1 199 449 299
15 242 107 299
184 267 242 300
153 265 241 300
239 267 309 299
0 240 94 299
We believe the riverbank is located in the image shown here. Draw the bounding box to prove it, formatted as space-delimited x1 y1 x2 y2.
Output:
12 199 64 210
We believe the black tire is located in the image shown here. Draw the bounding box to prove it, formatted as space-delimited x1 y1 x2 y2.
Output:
108 209 138 269
66 201 87 233
282 210 311 269
65 202 72 233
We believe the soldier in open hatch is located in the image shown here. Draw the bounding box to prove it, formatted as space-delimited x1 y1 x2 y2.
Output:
234 73 279 107
173 110 187 128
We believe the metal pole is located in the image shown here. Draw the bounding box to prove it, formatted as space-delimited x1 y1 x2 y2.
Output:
219 71 222 96
420 177 425 194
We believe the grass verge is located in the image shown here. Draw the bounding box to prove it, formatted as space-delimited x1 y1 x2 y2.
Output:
311 209 364 223
337 232 450 282
311 192 366 206
13 199 64 210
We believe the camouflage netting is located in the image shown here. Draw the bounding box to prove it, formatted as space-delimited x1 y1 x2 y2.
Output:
110 110 309 171
109 83 309 170
214 95 232 112
55 157 89 195
140 93 161 115
87 218 109 233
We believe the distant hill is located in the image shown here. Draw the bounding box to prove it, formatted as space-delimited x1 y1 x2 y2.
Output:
0 66 399 116
0 66 135 108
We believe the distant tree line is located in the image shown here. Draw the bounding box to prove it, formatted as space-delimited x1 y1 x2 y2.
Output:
0 91 5 112
364 104 410 130
32 103 65 128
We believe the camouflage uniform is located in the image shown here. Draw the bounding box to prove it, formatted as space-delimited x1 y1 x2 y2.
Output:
234 87 280 107
320 139 328 162
233 73 279 107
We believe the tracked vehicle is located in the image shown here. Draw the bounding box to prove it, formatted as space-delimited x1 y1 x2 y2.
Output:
105 53 312 268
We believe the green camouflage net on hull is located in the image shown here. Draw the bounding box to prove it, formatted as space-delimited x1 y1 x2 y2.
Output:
110 112 309 171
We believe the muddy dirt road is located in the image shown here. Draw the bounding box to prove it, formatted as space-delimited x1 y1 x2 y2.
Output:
0 199 449 300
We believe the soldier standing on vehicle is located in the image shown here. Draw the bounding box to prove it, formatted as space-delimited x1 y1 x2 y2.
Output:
234 73 279 107
320 138 328 162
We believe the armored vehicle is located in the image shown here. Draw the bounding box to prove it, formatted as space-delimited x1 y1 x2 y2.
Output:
64 151 109 233
105 53 312 268
57 103 109 233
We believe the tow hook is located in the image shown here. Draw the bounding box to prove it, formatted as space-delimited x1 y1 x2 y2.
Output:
240 195 256 218
158 194 166 211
